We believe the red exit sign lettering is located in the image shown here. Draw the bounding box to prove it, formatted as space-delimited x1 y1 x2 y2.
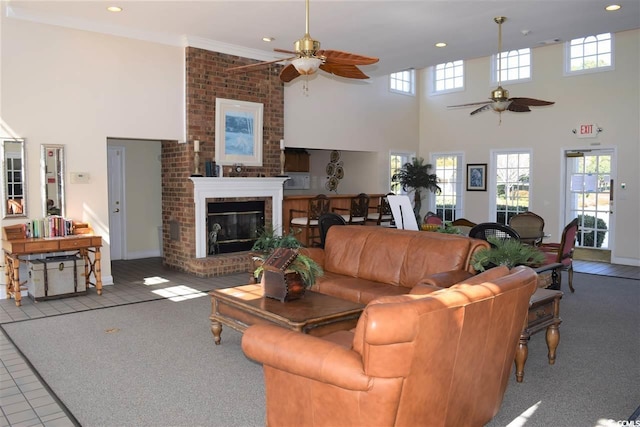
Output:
575 123 598 138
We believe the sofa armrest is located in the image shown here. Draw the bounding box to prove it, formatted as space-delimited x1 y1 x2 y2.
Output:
242 324 371 391
417 270 474 288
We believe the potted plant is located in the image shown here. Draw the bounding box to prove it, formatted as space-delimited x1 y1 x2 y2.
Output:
471 237 546 272
392 157 441 224
251 227 323 294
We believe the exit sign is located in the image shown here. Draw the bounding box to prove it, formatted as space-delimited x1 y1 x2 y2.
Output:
575 123 599 138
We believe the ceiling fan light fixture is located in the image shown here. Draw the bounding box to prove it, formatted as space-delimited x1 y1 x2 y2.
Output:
292 57 323 75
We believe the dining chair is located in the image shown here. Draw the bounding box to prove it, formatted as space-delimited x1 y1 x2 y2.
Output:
333 193 369 225
289 194 331 247
509 211 546 246
468 222 521 246
366 192 394 226
539 218 579 292
318 212 347 248
451 218 477 236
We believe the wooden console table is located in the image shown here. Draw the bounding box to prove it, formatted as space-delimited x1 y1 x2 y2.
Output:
3 235 103 306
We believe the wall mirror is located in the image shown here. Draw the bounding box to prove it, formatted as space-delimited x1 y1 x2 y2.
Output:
1 139 27 218
41 144 65 217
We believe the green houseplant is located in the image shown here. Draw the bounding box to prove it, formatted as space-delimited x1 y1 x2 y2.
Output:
251 227 323 288
392 157 441 224
471 237 546 272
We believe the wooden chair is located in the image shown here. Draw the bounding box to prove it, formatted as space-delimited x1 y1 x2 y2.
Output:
366 192 393 225
451 218 477 236
333 193 369 225
539 218 579 292
289 195 331 247
468 222 521 246
509 211 545 246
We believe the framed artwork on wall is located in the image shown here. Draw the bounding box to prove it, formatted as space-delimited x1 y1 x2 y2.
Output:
215 98 263 166
467 163 487 191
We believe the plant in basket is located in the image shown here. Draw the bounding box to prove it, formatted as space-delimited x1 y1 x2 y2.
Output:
471 237 546 272
251 227 323 301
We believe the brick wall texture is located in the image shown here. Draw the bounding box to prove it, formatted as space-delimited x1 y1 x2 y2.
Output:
161 48 284 277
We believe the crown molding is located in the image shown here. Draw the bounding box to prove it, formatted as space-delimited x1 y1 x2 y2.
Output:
6 5 280 61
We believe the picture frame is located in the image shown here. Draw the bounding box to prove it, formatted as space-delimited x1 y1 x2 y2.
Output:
467 163 487 191
215 98 263 166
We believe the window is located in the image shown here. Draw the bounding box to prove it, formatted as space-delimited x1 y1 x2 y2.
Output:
431 153 463 221
492 150 531 224
389 69 415 95
433 61 464 93
390 152 415 194
492 48 531 84
565 33 613 74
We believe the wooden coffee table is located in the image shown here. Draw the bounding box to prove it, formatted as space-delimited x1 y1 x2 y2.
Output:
208 284 364 345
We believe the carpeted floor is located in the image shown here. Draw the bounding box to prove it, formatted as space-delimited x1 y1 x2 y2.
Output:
2 271 639 427
3 295 265 427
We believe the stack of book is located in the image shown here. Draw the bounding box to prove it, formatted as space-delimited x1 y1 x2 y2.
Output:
27 216 74 238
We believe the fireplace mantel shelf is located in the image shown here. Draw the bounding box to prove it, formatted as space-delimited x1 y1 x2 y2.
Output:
190 177 289 258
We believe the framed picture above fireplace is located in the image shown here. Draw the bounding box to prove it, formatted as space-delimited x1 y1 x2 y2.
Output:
215 98 263 166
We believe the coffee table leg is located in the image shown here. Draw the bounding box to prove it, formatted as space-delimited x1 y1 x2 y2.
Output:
546 324 560 364
211 320 222 345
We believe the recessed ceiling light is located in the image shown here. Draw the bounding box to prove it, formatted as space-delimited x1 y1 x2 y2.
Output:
435 42 447 48
262 37 275 42
605 4 621 11
107 6 123 12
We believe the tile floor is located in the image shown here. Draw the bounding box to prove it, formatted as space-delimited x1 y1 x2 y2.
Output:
0 258 637 426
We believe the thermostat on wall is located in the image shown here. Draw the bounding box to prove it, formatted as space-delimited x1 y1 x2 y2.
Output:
71 172 91 184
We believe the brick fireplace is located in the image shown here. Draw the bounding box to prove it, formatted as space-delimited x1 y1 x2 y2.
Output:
161 47 284 277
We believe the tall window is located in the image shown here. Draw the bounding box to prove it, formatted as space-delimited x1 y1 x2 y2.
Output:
565 33 613 74
431 153 463 221
389 70 415 95
390 152 414 194
433 60 464 93
492 48 531 83
492 150 531 224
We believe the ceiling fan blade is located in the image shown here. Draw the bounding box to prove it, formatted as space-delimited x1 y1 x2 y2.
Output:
318 50 379 66
510 97 555 106
448 101 492 108
227 57 295 72
279 63 301 83
507 103 531 113
320 63 369 79
274 48 297 55
470 104 492 115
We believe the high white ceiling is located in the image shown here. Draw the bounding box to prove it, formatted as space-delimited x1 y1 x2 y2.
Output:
6 0 640 77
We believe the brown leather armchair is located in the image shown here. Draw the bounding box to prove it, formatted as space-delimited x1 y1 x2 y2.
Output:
242 266 538 427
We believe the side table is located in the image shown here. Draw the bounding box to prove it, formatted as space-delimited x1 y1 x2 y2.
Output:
515 288 563 383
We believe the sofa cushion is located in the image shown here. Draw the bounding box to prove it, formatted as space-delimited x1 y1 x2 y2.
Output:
314 271 409 304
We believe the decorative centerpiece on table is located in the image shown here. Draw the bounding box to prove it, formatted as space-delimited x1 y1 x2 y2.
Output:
251 228 323 302
471 237 546 272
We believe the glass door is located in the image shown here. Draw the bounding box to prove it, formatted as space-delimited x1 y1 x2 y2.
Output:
565 149 614 250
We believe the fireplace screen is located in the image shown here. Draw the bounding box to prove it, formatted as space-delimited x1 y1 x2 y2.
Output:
207 201 265 255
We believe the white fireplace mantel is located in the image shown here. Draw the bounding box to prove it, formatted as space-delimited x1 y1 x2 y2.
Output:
190 177 289 258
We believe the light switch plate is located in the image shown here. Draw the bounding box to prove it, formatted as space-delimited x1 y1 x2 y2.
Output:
71 172 90 184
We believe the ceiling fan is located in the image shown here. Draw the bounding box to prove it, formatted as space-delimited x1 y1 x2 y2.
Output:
227 0 379 83
448 16 555 119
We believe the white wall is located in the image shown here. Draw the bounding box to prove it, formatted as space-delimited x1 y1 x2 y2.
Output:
284 73 419 195
1 12 185 284
420 29 640 264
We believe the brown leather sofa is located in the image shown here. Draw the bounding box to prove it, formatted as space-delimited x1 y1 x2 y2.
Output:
242 265 537 427
302 225 490 304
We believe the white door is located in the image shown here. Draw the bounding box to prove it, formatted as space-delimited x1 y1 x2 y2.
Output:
565 149 615 251
108 146 126 260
